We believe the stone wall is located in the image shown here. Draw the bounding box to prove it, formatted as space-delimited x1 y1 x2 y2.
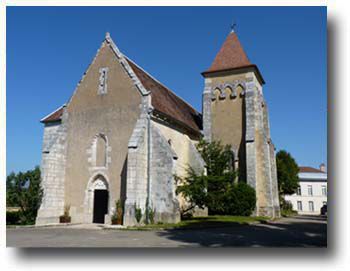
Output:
63 39 142 224
123 97 149 226
152 118 206 217
203 70 280 218
36 110 68 225
150 123 180 223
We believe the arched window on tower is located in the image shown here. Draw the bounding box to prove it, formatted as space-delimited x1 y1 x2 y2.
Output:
213 88 221 100
95 135 107 167
236 84 245 97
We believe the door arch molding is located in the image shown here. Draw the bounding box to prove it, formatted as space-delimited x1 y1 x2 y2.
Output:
84 173 110 223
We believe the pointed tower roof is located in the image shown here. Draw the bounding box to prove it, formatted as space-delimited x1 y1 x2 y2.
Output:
202 31 265 84
207 31 251 72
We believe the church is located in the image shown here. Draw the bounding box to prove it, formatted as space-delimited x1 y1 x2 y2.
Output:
36 29 280 226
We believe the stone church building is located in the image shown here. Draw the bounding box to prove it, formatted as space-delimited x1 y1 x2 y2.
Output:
36 30 280 226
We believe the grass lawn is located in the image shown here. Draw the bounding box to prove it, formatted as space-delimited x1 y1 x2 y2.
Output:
123 215 270 231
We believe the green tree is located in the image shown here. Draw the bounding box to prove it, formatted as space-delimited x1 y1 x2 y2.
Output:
176 140 256 217
276 150 299 196
6 166 43 224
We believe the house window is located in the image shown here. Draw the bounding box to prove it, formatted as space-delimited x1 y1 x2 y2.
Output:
308 201 314 212
297 201 302 211
322 185 327 196
296 186 301 196
308 185 313 196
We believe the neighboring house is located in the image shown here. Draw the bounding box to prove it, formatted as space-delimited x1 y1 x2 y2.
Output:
285 164 327 215
36 29 280 226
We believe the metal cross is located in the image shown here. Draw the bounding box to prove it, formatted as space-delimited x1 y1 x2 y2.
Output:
231 21 237 32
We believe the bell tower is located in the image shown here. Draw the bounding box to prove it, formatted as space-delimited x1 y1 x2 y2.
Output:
202 29 280 218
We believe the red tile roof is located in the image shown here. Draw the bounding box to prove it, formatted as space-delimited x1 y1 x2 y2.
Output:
299 166 325 173
205 31 252 73
40 106 64 123
126 58 202 135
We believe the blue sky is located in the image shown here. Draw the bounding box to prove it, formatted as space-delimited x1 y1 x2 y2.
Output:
6 6 327 174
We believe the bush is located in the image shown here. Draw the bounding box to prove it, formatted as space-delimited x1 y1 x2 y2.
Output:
6 211 21 225
134 203 142 224
112 200 123 225
6 166 43 225
147 207 155 224
209 182 256 216
280 199 297 217
176 140 257 217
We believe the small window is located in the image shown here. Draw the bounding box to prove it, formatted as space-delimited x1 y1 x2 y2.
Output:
308 185 313 196
322 185 327 196
297 201 302 211
308 201 314 212
296 186 301 196
98 67 109 95
95 135 107 167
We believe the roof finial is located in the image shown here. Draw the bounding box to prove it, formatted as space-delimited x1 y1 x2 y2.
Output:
105 32 111 39
230 21 237 33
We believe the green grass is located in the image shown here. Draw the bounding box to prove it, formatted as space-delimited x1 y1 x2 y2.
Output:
281 209 298 217
122 215 270 231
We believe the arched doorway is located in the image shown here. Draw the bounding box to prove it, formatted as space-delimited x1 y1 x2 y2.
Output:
90 176 109 224
93 189 108 223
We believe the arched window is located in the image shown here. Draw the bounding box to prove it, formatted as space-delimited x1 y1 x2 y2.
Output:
95 135 107 167
212 88 221 100
236 84 245 97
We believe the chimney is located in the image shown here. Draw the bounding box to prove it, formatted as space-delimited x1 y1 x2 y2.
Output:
320 163 326 172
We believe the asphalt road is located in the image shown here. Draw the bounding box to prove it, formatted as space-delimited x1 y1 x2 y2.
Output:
7 215 327 248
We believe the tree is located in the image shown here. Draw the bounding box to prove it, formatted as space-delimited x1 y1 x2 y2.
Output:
276 150 299 196
176 140 256 217
6 166 43 224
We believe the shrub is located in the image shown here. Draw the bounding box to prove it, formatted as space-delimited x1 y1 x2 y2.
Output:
134 203 142 224
148 207 155 224
209 181 256 216
176 140 257 217
6 211 21 225
6 166 43 225
280 199 297 217
111 200 123 225
59 205 71 223
229 182 256 216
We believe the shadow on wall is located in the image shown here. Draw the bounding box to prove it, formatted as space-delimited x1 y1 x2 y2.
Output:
120 157 128 204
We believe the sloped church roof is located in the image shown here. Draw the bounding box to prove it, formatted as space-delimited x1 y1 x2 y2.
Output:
41 34 202 134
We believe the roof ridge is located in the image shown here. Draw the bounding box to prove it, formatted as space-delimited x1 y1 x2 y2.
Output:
123 55 200 115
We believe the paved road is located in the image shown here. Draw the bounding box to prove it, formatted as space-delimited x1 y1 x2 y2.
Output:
7 215 327 247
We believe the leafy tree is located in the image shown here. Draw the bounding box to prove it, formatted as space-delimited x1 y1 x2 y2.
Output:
196 139 233 176
176 140 256 216
6 166 43 224
276 150 299 196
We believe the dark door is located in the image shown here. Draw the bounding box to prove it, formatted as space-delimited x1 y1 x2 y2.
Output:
93 189 108 223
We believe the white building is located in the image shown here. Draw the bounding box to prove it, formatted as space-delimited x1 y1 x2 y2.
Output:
285 164 327 215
